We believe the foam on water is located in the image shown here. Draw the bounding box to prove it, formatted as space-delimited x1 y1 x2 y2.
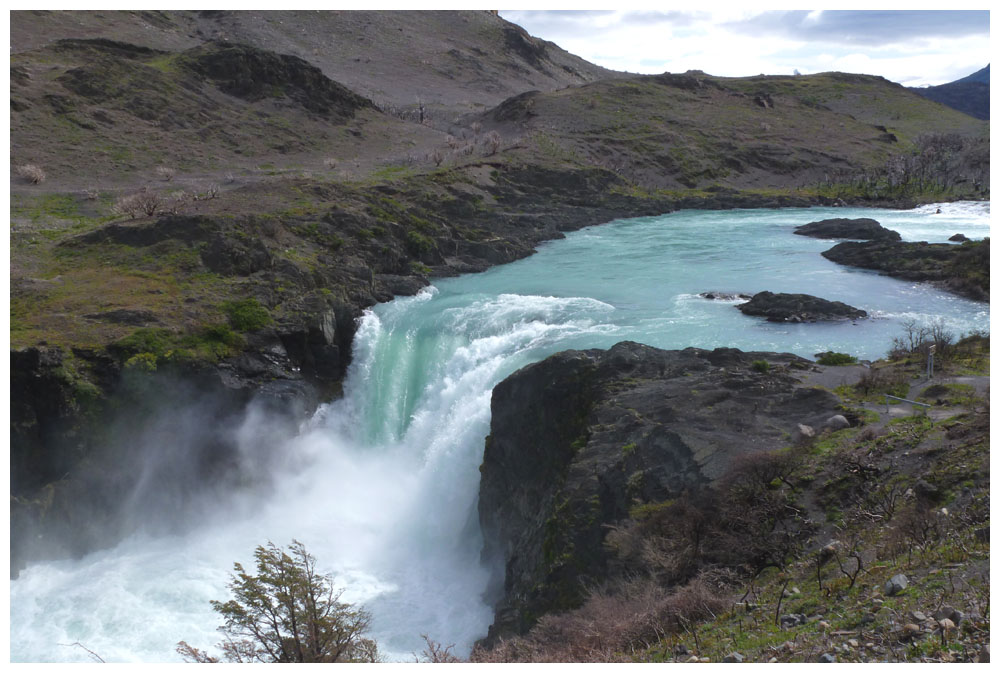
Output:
10 203 989 662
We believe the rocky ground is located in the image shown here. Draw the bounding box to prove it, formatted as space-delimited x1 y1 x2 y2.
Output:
472 334 990 663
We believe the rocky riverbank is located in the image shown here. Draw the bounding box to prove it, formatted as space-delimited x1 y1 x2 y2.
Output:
473 335 989 662
478 341 844 641
821 237 990 302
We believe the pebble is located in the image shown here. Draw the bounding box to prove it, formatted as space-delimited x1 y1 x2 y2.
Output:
767 657 778 663
723 652 744 663
819 620 831 629
687 655 700 663
848 639 859 648
909 610 927 622
903 623 921 637
938 618 956 631
978 644 990 663
818 653 836 663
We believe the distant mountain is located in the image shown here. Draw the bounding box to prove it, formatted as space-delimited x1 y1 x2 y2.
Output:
953 65 990 85
911 65 989 120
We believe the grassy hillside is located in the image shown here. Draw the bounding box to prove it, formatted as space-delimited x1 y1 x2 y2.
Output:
478 71 989 194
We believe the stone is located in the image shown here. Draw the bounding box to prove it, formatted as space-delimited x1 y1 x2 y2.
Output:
779 613 807 628
674 644 689 656
883 574 908 596
478 342 841 641
818 621 831 630
902 623 922 637
768 657 778 663
797 423 816 439
978 644 989 663
737 291 868 323
937 618 955 631
823 414 851 431
932 606 957 622
950 610 964 625
818 653 836 663
909 611 927 622
687 656 701 663
794 218 901 241
949 233 969 242
848 639 859 648
723 652 744 663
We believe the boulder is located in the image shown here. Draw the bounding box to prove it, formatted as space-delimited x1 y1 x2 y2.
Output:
884 574 908 595
948 233 969 242
823 414 851 431
737 291 867 322
478 341 841 641
794 218 901 241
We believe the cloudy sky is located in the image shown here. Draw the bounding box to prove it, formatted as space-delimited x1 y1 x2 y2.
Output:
498 9 990 87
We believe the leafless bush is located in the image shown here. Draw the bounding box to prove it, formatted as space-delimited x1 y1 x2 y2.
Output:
165 191 190 214
81 188 99 200
112 190 164 219
224 172 235 184
470 121 482 136
469 576 730 663
419 636 461 663
16 164 46 184
323 157 338 170
446 135 460 150
155 166 175 182
193 184 220 201
587 97 599 109
483 130 502 156
430 149 445 167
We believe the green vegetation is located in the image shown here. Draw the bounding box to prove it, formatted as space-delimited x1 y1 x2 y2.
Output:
223 298 272 332
751 359 771 373
817 352 857 366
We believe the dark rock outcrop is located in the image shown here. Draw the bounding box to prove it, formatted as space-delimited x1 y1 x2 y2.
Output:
478 341 841 641
793 218 901 241
821 238 989 302
949 233 970 242
737 291 867 322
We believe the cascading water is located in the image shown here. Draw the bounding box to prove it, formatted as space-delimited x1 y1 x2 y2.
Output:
10 202 990 662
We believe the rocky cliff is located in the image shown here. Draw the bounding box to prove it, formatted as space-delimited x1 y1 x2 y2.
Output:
478 341 844 640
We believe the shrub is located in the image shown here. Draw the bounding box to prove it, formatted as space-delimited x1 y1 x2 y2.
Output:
751 359 770 373
817 352 857 366
483 130 502 156
406 230 435 254
177 541 379 663
114 327 173 357
124 352 158 372
16 164 46 184
155 166 175 181
223 298 271 332
112 190 164 219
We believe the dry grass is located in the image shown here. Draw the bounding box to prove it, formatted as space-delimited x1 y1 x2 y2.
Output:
16 164 47 184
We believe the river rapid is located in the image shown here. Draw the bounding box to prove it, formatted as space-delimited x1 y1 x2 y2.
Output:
9 202 990 662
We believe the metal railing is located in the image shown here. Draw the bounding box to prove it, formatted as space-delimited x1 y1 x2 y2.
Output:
884 394 932 414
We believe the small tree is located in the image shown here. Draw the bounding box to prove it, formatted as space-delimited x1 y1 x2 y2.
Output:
178 541 379 663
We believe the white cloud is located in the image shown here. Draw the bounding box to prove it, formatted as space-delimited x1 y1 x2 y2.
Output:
500 9 990 86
